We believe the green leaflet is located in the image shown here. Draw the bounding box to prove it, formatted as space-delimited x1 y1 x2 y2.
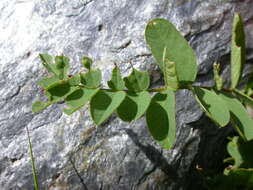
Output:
68 74 81 86
231 13 245 89
213 63 223 90
107 67 125 91
37 76 59 89
233 89 253 109
82 56 93 70
117 91 151 122
46 81 78 102
146 89 176 149
55 56 70 80
39 54 70 80
63 88 99 115
163 56 179 90
32 101 50 113
227 137 253 168
145 18 197 83
193 87 230 127
80 69 102 88
218 92 253 141
90 90 126 125
39 54 56 75
124 68 150 92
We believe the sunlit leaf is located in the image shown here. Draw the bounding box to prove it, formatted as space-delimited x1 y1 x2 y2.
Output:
231 13 245 89
80 69 102 88
218 91 253 141
107 67 125 91
90 90 126 125
63 88 99 115
193 87 230 127
163 57 179 90
37 76 59 89
145 18 197 83
55 56 70 80
32 101 50 113
146 89 176 149
124 68 150 92
117 91 151 122
68 74 81 86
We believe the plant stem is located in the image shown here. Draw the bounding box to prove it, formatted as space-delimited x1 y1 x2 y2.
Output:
26 126 39 190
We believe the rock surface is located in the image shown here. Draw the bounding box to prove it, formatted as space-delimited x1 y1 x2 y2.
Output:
0 0 253 189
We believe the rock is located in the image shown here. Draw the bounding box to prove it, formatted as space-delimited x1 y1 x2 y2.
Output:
0 0 253 189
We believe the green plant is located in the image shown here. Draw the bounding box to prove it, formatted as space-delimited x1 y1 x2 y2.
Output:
32 13 253 188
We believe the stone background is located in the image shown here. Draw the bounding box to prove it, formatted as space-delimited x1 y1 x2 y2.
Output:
0 0 253 189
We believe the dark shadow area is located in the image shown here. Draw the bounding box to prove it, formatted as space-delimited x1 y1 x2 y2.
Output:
124 128 178 181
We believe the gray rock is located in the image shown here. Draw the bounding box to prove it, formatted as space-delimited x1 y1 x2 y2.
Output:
0 0 253 189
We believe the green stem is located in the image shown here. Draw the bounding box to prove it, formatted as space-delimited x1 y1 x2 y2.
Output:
26 126 39 190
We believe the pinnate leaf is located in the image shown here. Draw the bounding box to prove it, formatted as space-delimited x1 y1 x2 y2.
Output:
117 91 151 122
231 13 245 89
145 18 197 83
193 87 230 127
90 90 126 125
107 67 125 91
218 91 253 141
124 68 150 92
63 88 99 115
80 69 102 88
146 90 176 149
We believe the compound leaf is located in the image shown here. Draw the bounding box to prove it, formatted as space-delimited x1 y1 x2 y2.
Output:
63 88 99 115
90 90 126 125
117 91 151 122
146 89 176 149
80 69 102 88
107 67 125 91
227 137 253 168
124 68 150 92
231 13 245 89
145 18 197 83
219 91 253 141
193 87 230 127
82 56 93 70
